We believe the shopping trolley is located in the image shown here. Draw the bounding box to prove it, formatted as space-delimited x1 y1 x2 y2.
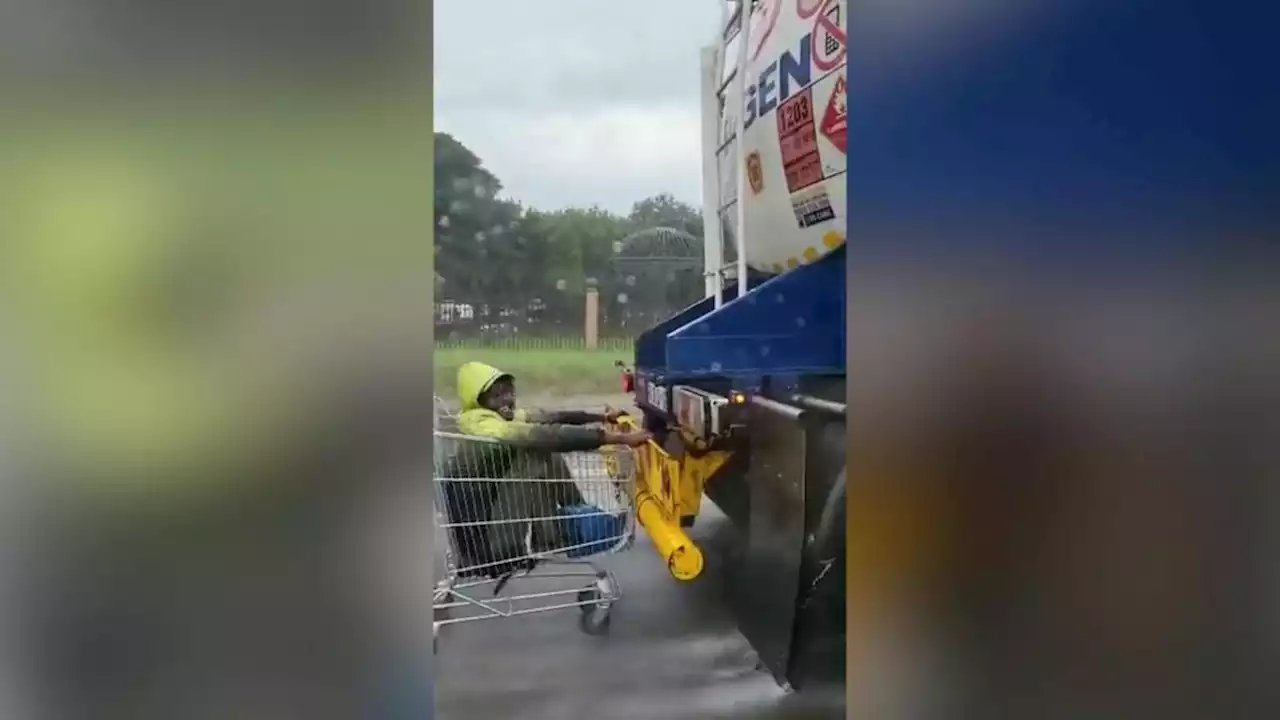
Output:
432 398 637 650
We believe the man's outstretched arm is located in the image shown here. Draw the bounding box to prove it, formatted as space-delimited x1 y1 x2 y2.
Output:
520 408 625 426
466 413 649 452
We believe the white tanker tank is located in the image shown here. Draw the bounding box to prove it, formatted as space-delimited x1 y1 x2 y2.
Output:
702 0 847 284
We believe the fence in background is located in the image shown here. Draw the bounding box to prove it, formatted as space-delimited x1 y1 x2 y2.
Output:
435 289 644 353
434 335 635 352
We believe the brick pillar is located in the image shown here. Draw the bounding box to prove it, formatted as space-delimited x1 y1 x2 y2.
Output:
585 288 599 349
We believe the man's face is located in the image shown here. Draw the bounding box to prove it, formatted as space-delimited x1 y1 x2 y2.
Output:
482 377 517 420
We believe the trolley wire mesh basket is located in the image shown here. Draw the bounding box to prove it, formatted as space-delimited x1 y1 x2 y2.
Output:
432 398 637 644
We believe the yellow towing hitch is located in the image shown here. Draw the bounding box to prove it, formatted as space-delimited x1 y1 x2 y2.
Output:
635 487 703 580
610 415 732 581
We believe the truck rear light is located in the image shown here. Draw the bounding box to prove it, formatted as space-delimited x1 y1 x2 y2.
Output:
621 371 634 392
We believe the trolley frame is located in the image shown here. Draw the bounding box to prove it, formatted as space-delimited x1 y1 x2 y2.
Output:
432 400 637 647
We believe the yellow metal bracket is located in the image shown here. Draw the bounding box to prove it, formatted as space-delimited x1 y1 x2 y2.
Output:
610 416 732 581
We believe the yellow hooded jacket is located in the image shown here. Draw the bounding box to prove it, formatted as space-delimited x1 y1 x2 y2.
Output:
455 361 608 452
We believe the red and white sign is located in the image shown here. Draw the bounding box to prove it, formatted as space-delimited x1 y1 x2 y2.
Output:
819 75 847 154
811 0 846 72
777 88 824 193
750 0 782 60
797 0 824 19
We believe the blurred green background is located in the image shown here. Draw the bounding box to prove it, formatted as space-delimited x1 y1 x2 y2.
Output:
0 92 434 503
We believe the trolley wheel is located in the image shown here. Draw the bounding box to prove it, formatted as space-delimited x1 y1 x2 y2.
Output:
434 590 454 623
580 609 612 635
579 601 612 636
576 587 613 636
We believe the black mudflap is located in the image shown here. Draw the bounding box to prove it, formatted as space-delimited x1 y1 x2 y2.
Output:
727 397 810 689
721 396 847 693
789 462 847 690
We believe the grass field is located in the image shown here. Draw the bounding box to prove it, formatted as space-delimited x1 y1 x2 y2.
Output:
433 343 633 399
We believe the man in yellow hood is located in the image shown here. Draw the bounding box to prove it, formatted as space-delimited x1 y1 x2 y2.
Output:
444 361 649 583
454 361 651 450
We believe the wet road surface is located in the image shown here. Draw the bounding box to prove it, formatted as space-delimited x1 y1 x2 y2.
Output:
432 394 843 719
433 502 845 720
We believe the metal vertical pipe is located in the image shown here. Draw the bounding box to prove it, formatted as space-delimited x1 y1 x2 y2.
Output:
733 0 752 298
698 43 724 305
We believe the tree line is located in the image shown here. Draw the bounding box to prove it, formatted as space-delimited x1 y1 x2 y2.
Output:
434 132 707 340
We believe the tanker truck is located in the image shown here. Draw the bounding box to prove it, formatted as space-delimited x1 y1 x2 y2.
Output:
618 0 847 691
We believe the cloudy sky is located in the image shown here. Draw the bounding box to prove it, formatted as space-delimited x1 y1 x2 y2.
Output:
434 0 726 214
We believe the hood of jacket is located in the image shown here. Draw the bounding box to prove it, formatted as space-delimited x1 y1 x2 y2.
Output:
456 361 512 412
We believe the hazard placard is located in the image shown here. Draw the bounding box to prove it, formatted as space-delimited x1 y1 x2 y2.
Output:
819 75 846 154
811 0 846 72
776 88 824 193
